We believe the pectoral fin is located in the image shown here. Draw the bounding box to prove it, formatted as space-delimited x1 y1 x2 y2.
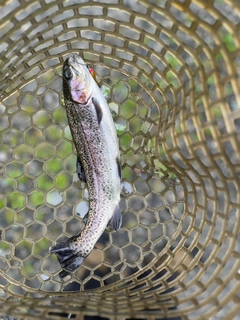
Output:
76 157 86 182
116 157 122 180
108 205 122 231
92 97 103 125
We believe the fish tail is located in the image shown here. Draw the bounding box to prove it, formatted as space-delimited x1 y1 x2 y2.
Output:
49 236 86 277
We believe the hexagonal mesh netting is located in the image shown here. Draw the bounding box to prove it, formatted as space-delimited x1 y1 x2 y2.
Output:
1 0 240 319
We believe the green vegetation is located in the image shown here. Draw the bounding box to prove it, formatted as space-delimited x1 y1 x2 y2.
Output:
221 32 236 52
7 192 25 209
165 53 181 70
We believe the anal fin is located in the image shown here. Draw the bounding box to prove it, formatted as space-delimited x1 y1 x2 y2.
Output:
108 205 122 231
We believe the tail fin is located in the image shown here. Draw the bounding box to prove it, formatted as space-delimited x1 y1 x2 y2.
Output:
50 239 85 278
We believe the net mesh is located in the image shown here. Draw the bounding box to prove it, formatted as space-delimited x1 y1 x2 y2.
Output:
0 0 240 319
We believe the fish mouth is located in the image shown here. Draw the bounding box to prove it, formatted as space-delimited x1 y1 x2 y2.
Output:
67 54 86 69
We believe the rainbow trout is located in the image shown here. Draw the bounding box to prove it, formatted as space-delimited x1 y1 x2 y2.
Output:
50 54 122 277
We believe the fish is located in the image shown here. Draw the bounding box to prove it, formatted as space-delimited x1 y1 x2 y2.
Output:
50 54 122 277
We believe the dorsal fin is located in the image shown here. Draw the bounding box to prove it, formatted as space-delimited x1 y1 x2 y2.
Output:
76 157 86 182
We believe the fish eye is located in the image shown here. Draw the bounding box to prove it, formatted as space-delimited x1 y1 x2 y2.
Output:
64 69 72 80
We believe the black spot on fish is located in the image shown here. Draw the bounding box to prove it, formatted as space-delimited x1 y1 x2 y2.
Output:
116 157 122 179
92 97 103 125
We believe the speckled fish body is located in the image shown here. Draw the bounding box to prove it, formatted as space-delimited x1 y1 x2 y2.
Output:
50 54 122 276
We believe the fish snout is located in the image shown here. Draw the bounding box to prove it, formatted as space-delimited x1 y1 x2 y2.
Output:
72 54 85 67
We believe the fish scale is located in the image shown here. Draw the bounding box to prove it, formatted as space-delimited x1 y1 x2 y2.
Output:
50 54 122 277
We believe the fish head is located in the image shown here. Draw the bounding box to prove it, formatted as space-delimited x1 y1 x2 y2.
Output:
63 54 93 104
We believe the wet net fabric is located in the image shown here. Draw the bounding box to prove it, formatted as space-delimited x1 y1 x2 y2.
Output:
0 0 240 319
